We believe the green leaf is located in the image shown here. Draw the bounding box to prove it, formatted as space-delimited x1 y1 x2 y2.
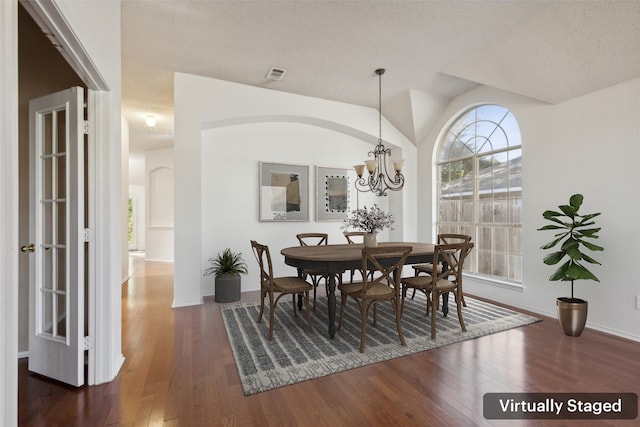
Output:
582 241 604 252
581 253 601 265
538 224 564 231
566 263 600 282
559 204 577 217
543 251 565 265
575 219 596 227
549 261 570 281
542 210 564 218
561 238 579 251
541 215 571 227
569 194 584 210
579 212 601 221
540 235 567 250
576 227 600 237
565 245 583 260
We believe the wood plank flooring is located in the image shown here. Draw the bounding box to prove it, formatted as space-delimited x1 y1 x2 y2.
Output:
18 257 640 426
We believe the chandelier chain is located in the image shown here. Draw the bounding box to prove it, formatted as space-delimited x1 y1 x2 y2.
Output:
378 69 382 142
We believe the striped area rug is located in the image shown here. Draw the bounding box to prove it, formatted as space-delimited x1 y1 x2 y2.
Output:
220 293 540 396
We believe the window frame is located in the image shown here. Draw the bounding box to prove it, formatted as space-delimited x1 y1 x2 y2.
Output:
435 104 522 284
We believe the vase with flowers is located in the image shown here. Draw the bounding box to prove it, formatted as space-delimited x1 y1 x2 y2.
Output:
341 204 394 247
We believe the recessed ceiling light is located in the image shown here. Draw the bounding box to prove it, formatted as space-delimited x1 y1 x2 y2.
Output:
145 115 157 127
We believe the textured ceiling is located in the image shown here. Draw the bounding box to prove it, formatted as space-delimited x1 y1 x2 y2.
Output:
121 1 640 153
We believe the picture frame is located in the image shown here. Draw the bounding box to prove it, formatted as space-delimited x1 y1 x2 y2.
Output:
259 162 309 222
316 166 351 221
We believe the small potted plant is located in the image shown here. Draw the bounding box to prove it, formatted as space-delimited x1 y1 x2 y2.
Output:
204 248 248 303
538 193 604 336
341 204 394 247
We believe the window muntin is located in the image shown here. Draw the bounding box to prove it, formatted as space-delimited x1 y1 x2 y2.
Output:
436 105 522 283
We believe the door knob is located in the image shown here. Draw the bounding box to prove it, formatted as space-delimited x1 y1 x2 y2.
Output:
21 243 35 253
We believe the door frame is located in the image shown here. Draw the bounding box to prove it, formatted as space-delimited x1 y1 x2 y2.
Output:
1 2 20 425
1 1 122 424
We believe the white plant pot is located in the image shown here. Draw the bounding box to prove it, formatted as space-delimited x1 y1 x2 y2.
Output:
364 233 378 248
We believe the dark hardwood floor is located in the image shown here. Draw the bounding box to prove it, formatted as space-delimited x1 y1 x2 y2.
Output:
18 257 639 426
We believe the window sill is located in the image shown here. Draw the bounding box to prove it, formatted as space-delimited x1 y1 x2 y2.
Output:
464 273 525 292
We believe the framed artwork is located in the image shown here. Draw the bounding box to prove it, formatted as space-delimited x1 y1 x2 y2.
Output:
316 166 351 221
259 162 309 221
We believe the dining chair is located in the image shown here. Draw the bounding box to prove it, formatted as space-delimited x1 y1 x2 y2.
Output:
343 231 366 283
250 240 314 341
412 233 472 276
410 233 472 306
337 246 412 352
296 233 331 310
343 231 366 244
403 242 474 339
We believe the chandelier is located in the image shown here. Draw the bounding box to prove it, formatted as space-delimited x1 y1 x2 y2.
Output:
354 68 405 196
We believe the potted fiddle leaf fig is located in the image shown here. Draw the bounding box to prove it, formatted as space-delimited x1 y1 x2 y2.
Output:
538 193 603 336
204 248 248 303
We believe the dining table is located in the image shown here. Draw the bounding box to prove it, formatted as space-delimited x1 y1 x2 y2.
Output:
281 242 449 339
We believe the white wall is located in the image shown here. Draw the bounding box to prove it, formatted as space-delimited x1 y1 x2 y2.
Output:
419 80 640 341
174 72 416 307
128 152 145 186
201 123 384 296
146 147 174 262
121 115 130 283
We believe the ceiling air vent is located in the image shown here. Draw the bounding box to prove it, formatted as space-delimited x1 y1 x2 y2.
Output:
266 67 287 81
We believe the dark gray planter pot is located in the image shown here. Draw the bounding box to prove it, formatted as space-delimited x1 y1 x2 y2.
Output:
215 273 241 303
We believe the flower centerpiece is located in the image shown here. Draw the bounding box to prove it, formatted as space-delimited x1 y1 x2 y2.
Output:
341 204 394 247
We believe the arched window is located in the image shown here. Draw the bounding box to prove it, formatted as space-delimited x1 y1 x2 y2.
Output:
436 104 522 282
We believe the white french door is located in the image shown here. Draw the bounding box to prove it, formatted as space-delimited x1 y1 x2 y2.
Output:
26 87 85 387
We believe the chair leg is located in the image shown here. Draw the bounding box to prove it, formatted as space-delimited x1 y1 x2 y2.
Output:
303 291 314 333
268 299 275 341
291 294 298 317
395 297 406 346
410 268 421 299
455 291 467 333
359 301 368 353
459 289 467 307
431 290 439 339
257 289 266 322
312 276 318 311
400 286 407 316
372 303 378 326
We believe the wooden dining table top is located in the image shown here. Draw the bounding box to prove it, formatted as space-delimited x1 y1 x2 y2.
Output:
281 242 436 264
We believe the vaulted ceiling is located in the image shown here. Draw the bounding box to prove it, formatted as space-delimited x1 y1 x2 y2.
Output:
121 1 640 153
